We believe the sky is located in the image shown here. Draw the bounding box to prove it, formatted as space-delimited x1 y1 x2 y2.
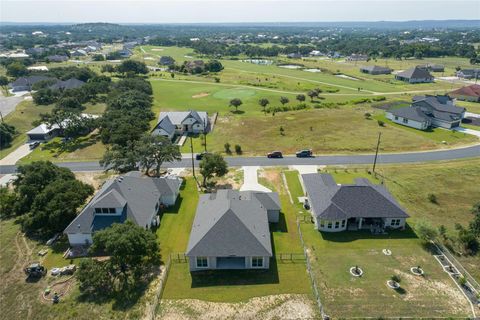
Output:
1 0 479 23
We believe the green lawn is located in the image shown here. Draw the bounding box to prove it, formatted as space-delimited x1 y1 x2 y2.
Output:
0 101 54 160
457 100 480 114
161 173 313 303
283 171 473 318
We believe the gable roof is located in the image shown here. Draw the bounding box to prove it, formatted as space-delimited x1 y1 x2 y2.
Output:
411 95 465 122
10 76 53 88
396 67 433 80
49 78 85 90
360 65 391 73
64 173 181 235
450 84 480 98
302 173 409 221
388 106 430 123
157 111 208 127
186 190 277 257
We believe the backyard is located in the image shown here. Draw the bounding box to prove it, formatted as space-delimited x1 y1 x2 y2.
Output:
284 168 475 318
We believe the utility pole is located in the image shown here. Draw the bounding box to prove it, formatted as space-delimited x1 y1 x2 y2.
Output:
190 136 196 179
372 132 382 173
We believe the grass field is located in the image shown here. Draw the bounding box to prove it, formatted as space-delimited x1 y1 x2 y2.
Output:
0 219 147 320
161 173 313 304
0 101 53 159
284 170 473 318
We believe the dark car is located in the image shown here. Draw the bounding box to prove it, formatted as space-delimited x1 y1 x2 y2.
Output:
195 152 210 160
267 151 283 158
296 149 313 158
29 141 40 150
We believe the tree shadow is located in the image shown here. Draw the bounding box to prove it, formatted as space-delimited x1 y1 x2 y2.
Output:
270 212 288 233
230 110 245 115
394 287 407 295
190 233 279 288
41 134 99 156
320 224 418 242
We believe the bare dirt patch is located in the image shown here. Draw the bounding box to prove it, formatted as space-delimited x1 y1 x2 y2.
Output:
151 48 164 52
158 294 316 320
74 172 116 190
192 92 210 99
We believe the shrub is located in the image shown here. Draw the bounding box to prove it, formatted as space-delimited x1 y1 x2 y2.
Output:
351 97 372 105
428 193 438 204
364 112 372 119
224 142 231 154
391 275 401 283
372 96 386 102
458 275 467 286
415 220 438 242
234 144 242 154
377 120 385 127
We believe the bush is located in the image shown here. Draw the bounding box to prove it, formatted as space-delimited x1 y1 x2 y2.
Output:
224 142 231 154
234 144 242 154
391 275 401 283
428 193 438 204
364 112 372 119
351 97 372 104
372 96 386 102
415 220 438 242
377 120 385 127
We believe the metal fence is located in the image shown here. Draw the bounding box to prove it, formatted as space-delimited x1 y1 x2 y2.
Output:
296 218 327 319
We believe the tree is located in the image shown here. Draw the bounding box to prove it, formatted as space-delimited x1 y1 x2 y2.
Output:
56 97 84 111
0 187 17 219
234 144 242 154
88 221 160 290
471 202 480 215
307 89 318 102
258 98 269 114
21 179 93 236
0 76 8 89
415 220 438 242
77 258 113 297
33 88 61 105
224 142 231 154
135 135 181 176
469 213 480 238
0 122 16 148
13 161 76 216
205 60 224 72
101 64 116 73
280 96 289 106
296 94 306 103
6 62 27 77
100 143 138 173
199 153 228 187
229 98 243 112
116 60 148 75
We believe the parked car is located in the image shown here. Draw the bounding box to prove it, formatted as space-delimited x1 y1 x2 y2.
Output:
29 141 40 150
195 152 210 160
296 149 313 158
267 151 283 158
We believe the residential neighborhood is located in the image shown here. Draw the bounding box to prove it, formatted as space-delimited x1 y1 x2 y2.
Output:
1 3 480 320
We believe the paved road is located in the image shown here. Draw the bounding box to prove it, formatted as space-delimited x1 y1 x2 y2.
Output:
1 145 479 174
0 95 24 118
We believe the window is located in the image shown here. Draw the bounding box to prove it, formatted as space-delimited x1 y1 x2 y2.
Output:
327 222 332 229
391 219 401 226
95 208 102 214
102 208 109 214
335 221 340 228
252 256 264 268
402 118 409 124
196 257 208 268
394 116 399 120
341 220 346 228
320 220 325 228
109 208 116 214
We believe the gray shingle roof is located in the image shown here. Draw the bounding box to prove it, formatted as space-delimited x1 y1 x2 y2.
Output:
388 106 430 123
360 65 391 73
49 78 85 90
10 76 53 88
396 67 433 80
64 173 181 234
186 190 277 257
302 173 409 221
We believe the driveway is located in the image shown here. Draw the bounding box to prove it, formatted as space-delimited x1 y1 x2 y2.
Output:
239 166 271 192
453 127 480 138
0 95 24 118
0 144 34 166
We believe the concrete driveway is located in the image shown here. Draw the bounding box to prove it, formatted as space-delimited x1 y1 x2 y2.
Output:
239 166 271 192
0 144 34 166
453 127 480 138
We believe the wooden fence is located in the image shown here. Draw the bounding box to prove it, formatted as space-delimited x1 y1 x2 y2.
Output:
148 257 172 320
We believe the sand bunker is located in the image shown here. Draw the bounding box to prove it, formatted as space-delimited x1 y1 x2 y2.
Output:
192 92 210 98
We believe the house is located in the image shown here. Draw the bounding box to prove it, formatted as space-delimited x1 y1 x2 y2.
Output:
395 67 434 83
49 78 85 91
417 63 445 73
185 60 205 72
186 189 280 271
64 172 182 246
26 123 61 141
46 55 69 62
287 53 302 59
9 76 53 92
359 65 392 75
386 95 466 130
301 173 409 233
449 84 480 102
25 47 46 56
346 54 368 62
152 111 210 139
118 48 133 58
456 69 480 80
159 56 175 66
70 49 87 57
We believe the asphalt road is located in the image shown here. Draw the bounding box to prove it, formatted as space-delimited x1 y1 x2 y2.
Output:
1 145 479 174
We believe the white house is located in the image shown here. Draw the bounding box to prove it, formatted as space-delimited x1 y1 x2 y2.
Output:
152 111 210 139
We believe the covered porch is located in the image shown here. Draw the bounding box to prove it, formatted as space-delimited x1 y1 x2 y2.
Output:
347 217 385 233
216 257 246 269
